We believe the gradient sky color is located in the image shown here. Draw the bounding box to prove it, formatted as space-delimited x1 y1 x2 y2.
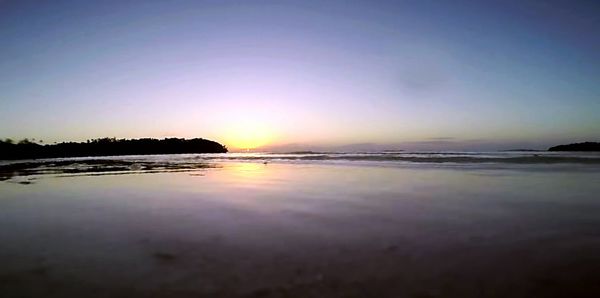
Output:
1 0 599 150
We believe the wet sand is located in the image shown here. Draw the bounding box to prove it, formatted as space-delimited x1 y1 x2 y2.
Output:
1 162 599 297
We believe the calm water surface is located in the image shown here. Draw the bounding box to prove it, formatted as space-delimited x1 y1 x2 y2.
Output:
1 157 599 297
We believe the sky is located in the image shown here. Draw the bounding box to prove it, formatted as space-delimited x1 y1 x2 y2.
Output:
1 0 599 151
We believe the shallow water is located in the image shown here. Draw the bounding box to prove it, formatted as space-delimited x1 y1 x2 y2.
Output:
1 158 599 297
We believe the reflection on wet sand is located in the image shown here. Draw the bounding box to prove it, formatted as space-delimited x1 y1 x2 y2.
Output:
1 162 599 297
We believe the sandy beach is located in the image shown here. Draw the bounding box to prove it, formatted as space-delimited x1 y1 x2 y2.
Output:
1 159 599 297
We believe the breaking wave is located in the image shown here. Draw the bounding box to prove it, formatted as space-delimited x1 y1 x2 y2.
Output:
203 152 600 164
2 151 599 181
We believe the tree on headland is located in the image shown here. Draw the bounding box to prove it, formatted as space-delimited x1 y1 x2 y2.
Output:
548 142 600 152
0 137 228 160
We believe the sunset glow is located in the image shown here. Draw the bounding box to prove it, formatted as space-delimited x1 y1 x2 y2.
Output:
223 119 275 150
0 1 598 151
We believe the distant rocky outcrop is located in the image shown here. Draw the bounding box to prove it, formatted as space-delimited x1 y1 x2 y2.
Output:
0 137 228 160
548 142 600 152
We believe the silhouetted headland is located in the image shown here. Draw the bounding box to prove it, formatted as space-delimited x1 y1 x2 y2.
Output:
548 142 600 152
0 137 227 160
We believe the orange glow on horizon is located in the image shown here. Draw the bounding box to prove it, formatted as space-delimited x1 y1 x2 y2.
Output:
222 119 275 150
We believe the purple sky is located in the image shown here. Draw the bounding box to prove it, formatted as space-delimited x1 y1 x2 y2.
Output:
1 0 598 150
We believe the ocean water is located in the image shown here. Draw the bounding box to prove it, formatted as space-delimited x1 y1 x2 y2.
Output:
2 151 600 179
1 152 600 297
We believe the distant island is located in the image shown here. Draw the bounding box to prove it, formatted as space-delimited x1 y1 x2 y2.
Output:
0 137 228 160
548 142 600 152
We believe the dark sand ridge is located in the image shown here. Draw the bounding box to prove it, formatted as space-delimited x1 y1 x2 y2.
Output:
0 159 217 182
